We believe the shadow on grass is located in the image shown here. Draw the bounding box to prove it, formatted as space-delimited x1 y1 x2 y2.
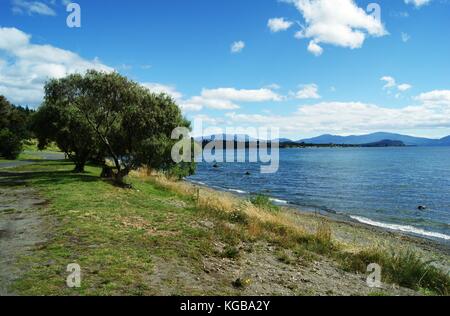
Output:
0 169 100 188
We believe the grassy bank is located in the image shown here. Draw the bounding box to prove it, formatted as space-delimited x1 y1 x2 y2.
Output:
2 160 449 296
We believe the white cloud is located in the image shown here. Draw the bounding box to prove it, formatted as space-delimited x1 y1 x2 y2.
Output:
381 76 397 89
180 87 282 112
294 84 321 99
398 83 412 92
141 83 183 100
231 41 245 53
401 32 411 43
404 0 431 8
224 91 450 135
415 90 450 106
201 88 282 102
0 27 113 104
307 40 323 56
381 76 412 92
268 18 294 33
12 0 56 16
288 0 387 55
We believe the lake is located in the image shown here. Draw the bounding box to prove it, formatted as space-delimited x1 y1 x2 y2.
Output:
188 147 450 242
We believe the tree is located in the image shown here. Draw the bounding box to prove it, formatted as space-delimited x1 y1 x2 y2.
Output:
0 95 28 160
43 70 195 183
32 102 98 172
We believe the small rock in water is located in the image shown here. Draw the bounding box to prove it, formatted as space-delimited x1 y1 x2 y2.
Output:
245 171 251 176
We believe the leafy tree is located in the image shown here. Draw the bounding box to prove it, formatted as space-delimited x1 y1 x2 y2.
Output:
43 70 195 183
32 102 98 172
0 96 10 130
0 129 22 160
0 95 30 160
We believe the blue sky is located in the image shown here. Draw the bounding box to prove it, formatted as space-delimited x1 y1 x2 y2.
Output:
1 0 450 139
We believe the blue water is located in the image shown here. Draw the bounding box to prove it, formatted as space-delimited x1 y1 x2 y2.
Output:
188 147 450 242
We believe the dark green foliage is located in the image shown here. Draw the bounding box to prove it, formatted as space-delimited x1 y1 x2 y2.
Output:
0 129 22 159
35 70 195 181
250 194 279 212
32 103 98 172
0 95 32 159
222 245 240 259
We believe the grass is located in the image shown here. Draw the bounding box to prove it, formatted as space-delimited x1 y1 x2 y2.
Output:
2 162 449 296
250 194 280 212
0 139 62 162
339 247 450 295
7 162 218 295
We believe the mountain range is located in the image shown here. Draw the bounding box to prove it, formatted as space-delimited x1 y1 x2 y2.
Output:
196 132 450 146
297 132 450 146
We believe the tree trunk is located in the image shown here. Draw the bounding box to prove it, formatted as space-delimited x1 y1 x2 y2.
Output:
114 167 132 188
73 161 85 173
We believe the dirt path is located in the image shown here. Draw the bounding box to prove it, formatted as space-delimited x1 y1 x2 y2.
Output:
0 173 48 296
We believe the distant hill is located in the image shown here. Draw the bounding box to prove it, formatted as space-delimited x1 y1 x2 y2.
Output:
361 139 406 147
194 134 258 142
297 132 450 146
196 132 450 147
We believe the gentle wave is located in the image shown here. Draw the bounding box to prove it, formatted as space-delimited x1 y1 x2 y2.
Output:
188 180 206 186
350 216 450 241
227 188 248 194
269 198 289 205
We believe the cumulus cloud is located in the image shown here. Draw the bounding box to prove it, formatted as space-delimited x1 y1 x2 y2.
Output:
224 91 450 135
294 84 321 99
12 0 56 16
268 18 294 33
288 0 387 55
398 84 412 92
381 76 412 92
404 0 431 8
307 40 323 56
231 41 245 53
0 27 113 104
180 88 282 112
415 90 450 106
381 76 397 89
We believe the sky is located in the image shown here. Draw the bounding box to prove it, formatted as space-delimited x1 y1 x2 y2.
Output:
1 0 450 139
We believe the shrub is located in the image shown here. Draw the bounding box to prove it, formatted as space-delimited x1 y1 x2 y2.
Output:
315 219 332 244
222 245 240 259
250 195 279 212
340 247 450 295
229 211 249 225
0 129 22 160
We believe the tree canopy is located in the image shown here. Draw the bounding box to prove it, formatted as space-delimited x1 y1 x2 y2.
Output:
34 70 195 183
0 95 33 159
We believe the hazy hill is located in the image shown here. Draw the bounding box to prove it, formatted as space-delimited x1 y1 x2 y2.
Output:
297 132 449 146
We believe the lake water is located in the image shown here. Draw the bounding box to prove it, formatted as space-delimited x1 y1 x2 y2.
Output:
188 147 450 242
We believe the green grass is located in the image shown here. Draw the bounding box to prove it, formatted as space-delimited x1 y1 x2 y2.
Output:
339 247 450 295
1 139 62 162
250 194 280 212
7 161 219 295
3 160 449 296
